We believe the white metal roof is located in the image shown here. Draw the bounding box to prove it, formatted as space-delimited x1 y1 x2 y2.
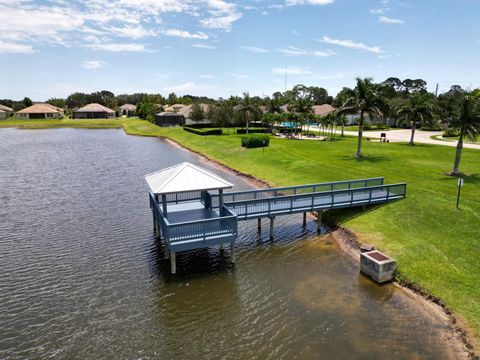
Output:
145 162 233 195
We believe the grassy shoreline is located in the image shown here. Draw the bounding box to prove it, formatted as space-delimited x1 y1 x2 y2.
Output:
2 118 480 349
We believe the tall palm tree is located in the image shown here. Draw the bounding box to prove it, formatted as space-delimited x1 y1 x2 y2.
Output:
289 96 313 136
339 77 389 157
398 92 435 145
450 94 480 175
237 92 260 134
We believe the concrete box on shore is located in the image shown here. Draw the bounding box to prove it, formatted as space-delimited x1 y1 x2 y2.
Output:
360 250 396 283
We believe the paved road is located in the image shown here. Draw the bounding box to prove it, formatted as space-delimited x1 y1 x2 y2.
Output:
311 127 480 150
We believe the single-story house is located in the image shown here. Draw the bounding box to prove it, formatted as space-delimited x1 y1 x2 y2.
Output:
177 104 211 126
119 104 136 117
154 112 185 126
164 104 187 113
0 109 7 120
73 103 115 119
0 104 13 114
312 104 335 117
15 103 64 119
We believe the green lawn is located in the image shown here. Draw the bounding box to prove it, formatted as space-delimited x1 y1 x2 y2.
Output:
2 118 480 346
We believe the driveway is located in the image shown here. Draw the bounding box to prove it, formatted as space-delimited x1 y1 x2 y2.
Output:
311 127 480 150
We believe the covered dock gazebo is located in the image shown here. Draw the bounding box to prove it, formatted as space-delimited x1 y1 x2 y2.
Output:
145 162 238 274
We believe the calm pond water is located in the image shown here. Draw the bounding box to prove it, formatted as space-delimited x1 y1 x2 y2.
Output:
0 128 458 359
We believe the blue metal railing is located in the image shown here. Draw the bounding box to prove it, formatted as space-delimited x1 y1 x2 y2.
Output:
207 177 385 207
150 191 237 245
224 183 406 219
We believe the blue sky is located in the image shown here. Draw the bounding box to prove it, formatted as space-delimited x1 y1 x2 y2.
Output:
0 0 479 100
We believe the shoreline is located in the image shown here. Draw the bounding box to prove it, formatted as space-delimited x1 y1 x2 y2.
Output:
163 137 478 359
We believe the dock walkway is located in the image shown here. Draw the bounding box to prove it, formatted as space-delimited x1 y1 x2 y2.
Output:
146 163 407 274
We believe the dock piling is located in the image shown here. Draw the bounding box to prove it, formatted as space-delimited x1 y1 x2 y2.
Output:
317 211 322 234
257 218 262 233
230 242 235 263
171 251 176 274
164 245 170 259
269 217 275 240
303 212 307 227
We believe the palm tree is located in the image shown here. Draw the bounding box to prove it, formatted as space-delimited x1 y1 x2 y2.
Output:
450 94 480 175
398 92 435 145
237 92 260 134
339 77 389 157
289 96 313 137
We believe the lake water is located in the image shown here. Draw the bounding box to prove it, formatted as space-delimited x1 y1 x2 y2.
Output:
0 128 459 359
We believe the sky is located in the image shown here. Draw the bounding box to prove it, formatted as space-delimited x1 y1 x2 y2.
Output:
0 0 479 101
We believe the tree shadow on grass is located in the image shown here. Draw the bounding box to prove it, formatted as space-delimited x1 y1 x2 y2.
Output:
324 202 393 226
338 154 391 163
438 172 480 184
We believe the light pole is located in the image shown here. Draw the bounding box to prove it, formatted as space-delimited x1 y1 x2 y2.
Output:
456 178 464 209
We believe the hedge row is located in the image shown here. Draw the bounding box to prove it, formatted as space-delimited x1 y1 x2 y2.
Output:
241 134 270 148
236 128 269 134
183 127 222 135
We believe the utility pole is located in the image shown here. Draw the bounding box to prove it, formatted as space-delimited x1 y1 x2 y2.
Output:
435 83 439 97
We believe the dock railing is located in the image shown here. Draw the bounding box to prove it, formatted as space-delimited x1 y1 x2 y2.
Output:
207 177 385 207
223 183 406 219
150 191 238 245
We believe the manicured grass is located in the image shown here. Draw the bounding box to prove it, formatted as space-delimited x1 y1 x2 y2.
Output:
2 118 480 345
152 127 480 344
343 125 391 132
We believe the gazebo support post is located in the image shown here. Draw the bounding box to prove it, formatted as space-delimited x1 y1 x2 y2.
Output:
303 212 307 227
257 218 261 233
171 251 176 274
230 242 235 263
218 189 224 214
161 194 168 216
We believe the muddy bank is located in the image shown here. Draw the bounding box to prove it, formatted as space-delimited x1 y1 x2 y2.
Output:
163 136 477 359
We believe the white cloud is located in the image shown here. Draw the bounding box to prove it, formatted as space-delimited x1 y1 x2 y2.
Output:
85 43 146 51
199 74 214 78
370 8 385 15
0 40 34 54
200 12 242 31
81 60 105 69
226 72 250 79
106 25 155 39
272 66 312 75
164 29 208 39
278 46 334 57
162 81 218 96
241 46 270 53
292 30 300 36
192 43 216 49
379 16 405 24
286 0 336 6
318 36 384 54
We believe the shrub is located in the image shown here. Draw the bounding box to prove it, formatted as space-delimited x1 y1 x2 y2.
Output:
375 123 390 130
241 134 270 148
236 127 268 134
363 121 372 130
183 127 222 135
443 128 459 137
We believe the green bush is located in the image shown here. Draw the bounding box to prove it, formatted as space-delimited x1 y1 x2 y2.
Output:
443 128 459 137
363 121 372 130
236 128 268 134
183 127 222 135
375 123 390 130
241 134 270 148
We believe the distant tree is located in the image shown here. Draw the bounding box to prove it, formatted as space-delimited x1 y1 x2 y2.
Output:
22 97 32 107
338 77 389 157
0 99 13 108
190 102 205 125
167 92 178 104
308 86 329 105
137 101 157 122
399 92 435 145
47 98 66 109
66 92 88 109
266 98 283 114
236 92 260 134
449 93 480 175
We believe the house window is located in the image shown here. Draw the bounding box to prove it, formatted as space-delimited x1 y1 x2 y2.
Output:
46 113 54 118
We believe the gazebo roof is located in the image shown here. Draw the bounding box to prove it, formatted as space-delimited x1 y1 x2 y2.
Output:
145 162 233 195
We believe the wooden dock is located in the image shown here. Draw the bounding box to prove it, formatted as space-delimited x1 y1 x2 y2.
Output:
146 163 407 274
